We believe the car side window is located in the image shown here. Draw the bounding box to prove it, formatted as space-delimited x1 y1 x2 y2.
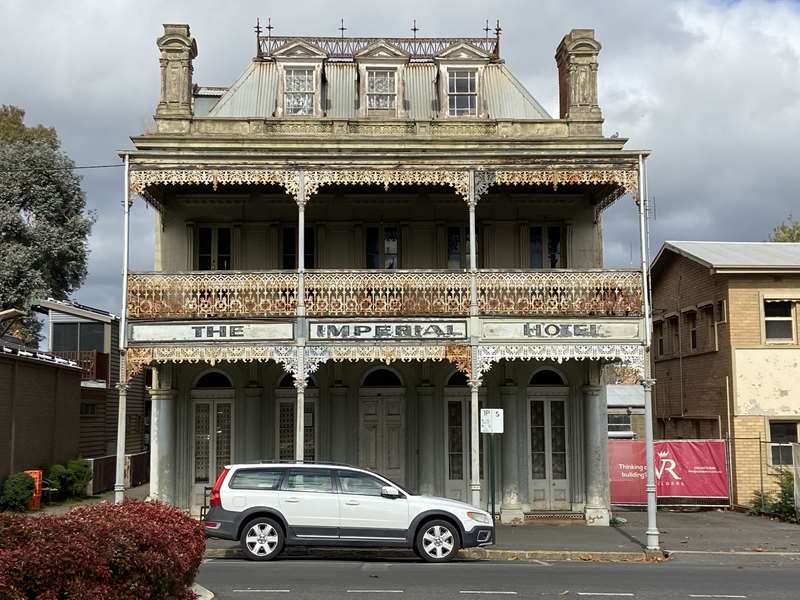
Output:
229 468 284 490
282 469 334 493
337 470 386 497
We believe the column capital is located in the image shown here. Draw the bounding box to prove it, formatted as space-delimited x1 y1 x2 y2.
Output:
641 378 656 391
582 384 602 397
148 388 177 401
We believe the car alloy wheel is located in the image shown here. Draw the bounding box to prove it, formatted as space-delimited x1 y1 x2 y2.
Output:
241 517 283 561
417 520 459 562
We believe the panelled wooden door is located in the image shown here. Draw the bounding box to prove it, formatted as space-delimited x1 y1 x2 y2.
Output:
359 390 405 485
527 390 569 510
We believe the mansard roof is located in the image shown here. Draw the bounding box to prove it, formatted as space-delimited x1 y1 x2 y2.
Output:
205 57 550 120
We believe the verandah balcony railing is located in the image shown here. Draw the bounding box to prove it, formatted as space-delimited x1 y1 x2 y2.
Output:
126 269 642 320
50 350 109 381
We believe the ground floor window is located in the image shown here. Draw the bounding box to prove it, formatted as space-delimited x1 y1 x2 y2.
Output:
608 413 632 433
770 421 798 466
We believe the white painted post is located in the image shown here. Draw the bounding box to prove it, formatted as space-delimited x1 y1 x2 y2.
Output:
467 170 482 508
294 347 306 462
469 372 481 508
295 171 306 462
114 154 131 505
792 444 800 517
638 153 659 550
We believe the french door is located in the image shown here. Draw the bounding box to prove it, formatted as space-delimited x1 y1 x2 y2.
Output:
197 225 232 270
358 390 405 485
527 389 569 510
192 392 234 510
443 392 486 506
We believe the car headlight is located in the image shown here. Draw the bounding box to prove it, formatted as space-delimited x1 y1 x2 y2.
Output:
466 511 491 524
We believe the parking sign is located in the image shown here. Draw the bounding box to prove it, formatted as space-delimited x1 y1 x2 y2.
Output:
480 408 504 434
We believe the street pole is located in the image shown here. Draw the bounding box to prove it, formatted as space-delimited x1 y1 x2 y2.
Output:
114 153 131 505
489 433 496 524
638 153 659 550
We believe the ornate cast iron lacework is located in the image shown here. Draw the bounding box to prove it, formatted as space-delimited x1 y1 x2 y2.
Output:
125 345 298 380
303 170 471 200
474 343 645 382
127 272 299 320
305 271 471 317
476 270 642 318
258 36 499 60
326 344 471 375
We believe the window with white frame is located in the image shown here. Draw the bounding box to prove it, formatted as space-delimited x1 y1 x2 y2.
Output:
608 413 632 433
764 300 794 342
769 421 797 466
448 70 477 116
367 69 396 110
284 68 315 116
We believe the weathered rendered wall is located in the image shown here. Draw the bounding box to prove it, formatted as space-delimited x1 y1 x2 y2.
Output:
735 348 800 416
156 191 601 272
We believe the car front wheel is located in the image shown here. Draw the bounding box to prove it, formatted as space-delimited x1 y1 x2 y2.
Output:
240 517 284 561
416 520 460 562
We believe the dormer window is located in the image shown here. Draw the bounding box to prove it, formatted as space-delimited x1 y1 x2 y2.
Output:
285 68 315 116
448 70 477 116
367 69 397 111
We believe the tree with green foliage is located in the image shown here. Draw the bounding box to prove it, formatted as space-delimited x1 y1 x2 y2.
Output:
0 105 95 344
768 215 800 242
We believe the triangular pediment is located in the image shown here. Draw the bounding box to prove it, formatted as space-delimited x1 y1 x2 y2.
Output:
272 40 328 59
436 42 490 61
354 40 409 60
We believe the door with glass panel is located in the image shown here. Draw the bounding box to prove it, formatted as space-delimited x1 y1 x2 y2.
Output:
192 392 234 511
443 390 486 506
197 225 232 270
527 391 569 510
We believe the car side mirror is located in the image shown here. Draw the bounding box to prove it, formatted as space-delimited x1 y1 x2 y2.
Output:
381 485 401 499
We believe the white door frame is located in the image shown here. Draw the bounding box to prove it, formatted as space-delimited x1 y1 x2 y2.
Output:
275 388 320 461
443 388 488 504
526 386 570 510
190 389 235 511
358 387 406 484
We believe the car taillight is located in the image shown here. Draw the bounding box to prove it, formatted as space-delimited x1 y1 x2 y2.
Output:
209 467 229 508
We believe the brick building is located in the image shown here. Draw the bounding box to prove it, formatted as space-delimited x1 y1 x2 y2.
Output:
650 241 800 504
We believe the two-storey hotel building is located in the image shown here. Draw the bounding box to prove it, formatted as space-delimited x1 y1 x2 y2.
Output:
120 24 649 524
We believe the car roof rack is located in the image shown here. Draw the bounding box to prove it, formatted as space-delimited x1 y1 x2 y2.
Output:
243 459 361 469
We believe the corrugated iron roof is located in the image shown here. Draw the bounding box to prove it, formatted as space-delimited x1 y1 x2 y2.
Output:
207 62 278 118
606 384 645 408
655 241 800 273
483 64 551 119
406 64 437 120
325 63 357 118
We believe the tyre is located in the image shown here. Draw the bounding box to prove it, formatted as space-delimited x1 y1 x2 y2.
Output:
415 519 460 562
240 517 284 561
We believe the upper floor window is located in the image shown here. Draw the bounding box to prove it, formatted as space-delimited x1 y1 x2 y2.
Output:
282 226 315 270
448 70 477 117
367 69 396 111
764 300 794 343
366 225 399 269
687 311 697 351
530 226 563 269
654 321 664 357
52 321 105 353
197 226 231 270
285 68 314 116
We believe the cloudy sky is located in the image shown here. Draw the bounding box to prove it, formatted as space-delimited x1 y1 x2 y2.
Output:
1 0 799 323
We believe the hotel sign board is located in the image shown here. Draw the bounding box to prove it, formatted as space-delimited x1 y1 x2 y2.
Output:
309 320 468 341
129 321 294 344
481 319 641 342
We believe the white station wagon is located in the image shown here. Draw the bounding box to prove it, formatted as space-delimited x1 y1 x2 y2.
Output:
203 462 494 562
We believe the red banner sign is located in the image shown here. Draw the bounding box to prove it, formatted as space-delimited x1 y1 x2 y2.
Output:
609 440 729 504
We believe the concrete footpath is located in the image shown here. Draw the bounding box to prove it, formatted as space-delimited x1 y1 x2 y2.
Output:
204 509 800 563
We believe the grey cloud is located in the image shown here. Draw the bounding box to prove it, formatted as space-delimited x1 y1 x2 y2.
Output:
1 0 798 319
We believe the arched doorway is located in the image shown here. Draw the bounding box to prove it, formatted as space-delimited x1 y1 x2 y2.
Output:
527 368 569 510
191 370 234 510
274 374 319 462
358 368 405 484
443 371 487 504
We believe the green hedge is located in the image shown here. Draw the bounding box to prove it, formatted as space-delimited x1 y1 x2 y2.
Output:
0 473 35 512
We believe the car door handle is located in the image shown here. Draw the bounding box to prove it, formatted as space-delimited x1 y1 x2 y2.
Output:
344 500 360 506
284 497 300 503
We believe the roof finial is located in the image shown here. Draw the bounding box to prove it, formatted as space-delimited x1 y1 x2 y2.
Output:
411 19 419 39
483 19 491 40
494 19 502 58
254 18 262 58
338 18 347 39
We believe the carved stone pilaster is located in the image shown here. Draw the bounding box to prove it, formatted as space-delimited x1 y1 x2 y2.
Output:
156 24 197 119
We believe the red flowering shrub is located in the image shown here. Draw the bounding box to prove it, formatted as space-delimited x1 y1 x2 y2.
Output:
0 500 205 599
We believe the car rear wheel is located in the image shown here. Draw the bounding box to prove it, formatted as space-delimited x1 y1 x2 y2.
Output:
416 520 459 562
241 517 284 561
